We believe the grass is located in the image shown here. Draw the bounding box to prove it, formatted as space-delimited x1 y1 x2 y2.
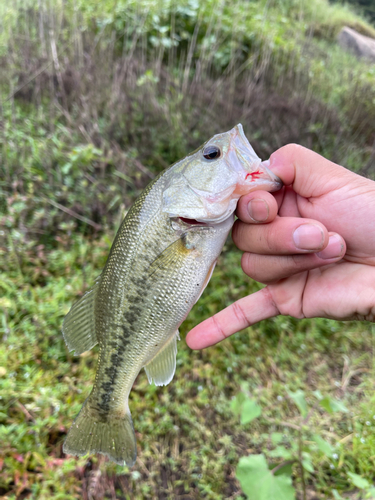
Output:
2 235 375 499
1 0 375 498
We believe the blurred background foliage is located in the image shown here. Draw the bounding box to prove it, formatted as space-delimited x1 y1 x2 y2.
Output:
0 0 375 498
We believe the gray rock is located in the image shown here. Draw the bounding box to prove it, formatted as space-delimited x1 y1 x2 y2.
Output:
338 26 375 63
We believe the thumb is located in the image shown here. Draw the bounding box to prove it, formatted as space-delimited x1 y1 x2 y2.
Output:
268 144 354 198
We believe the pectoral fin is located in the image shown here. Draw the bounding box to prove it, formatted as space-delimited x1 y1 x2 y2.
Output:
144 331 179 386
148 237 191 277
62 276 101 355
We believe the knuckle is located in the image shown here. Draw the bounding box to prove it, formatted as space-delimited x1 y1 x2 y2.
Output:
280 143 304 156
264 224 279 253
241 253 271 282
241 252 253 275
231 222 241 245
211 315 226 342
232 222 250 250
232 301 249 328
289 254 308 269
277 255 301 277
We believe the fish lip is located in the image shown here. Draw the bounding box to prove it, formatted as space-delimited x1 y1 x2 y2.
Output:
230 124 262 172
230 126 283 192
258 159 283 190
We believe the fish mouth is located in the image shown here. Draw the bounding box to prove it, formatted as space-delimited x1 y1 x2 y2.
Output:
176 215 234 228
230 125 283 193
177 210 235 228
178 217 207 226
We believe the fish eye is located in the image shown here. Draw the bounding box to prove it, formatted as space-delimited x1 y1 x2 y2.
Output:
203 145 221 160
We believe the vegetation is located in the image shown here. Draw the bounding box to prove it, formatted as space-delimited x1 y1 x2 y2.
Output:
331 0 375 25
0 0 375 498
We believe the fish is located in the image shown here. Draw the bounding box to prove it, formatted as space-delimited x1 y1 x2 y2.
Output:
62 124 282 466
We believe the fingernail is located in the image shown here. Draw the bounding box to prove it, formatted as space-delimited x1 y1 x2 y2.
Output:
248 199 269 222
317 234 344 260
293 224 324 250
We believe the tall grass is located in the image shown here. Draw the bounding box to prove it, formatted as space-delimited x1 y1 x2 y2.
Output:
1 0 374 252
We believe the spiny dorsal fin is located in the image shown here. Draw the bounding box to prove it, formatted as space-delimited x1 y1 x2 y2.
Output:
62 276 101 355
144 331 180 386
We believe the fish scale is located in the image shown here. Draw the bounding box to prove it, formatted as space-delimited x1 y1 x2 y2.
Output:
62 124 282 465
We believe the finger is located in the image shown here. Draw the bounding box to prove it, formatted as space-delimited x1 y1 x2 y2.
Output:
236 190 278 223
278 186 301 217
232 217 330 254
186 287 279 349
241 233 346 283
266 144 355 197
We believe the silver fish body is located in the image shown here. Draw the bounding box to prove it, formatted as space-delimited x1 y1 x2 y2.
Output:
62 124 282 466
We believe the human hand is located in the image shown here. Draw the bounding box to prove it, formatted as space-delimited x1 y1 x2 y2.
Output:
186 144 375 349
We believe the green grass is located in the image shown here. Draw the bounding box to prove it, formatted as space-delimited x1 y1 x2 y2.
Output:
1 0 375 497
1 235 375 498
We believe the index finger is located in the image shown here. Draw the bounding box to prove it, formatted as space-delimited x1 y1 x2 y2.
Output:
186 288 279 349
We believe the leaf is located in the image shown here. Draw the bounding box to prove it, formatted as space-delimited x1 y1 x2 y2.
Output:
347 472 370 489
61 162 72 174
241 399 262 425
273 462 294 478
332 489 344 499
231 394 261 424
288 390 308 417
32 452 47 467
313 390 323 400
230 393 246 416
329 398 348 413
268 446 293 460
319 396 348 414
240 382 250 393
113 170 133 183
271 432 284 445
302 457 314 473
312 435 334 456
366 487 375 499
236 454 296 500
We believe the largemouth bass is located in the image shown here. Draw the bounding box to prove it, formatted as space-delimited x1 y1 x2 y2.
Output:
62 124 282 466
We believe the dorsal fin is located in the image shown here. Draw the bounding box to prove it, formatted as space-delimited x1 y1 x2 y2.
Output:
62 276 101 355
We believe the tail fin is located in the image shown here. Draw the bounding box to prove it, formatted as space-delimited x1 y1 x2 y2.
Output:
63 399 137 466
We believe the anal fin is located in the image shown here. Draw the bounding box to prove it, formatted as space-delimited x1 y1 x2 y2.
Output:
144 331 179 386
62 276 101 355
